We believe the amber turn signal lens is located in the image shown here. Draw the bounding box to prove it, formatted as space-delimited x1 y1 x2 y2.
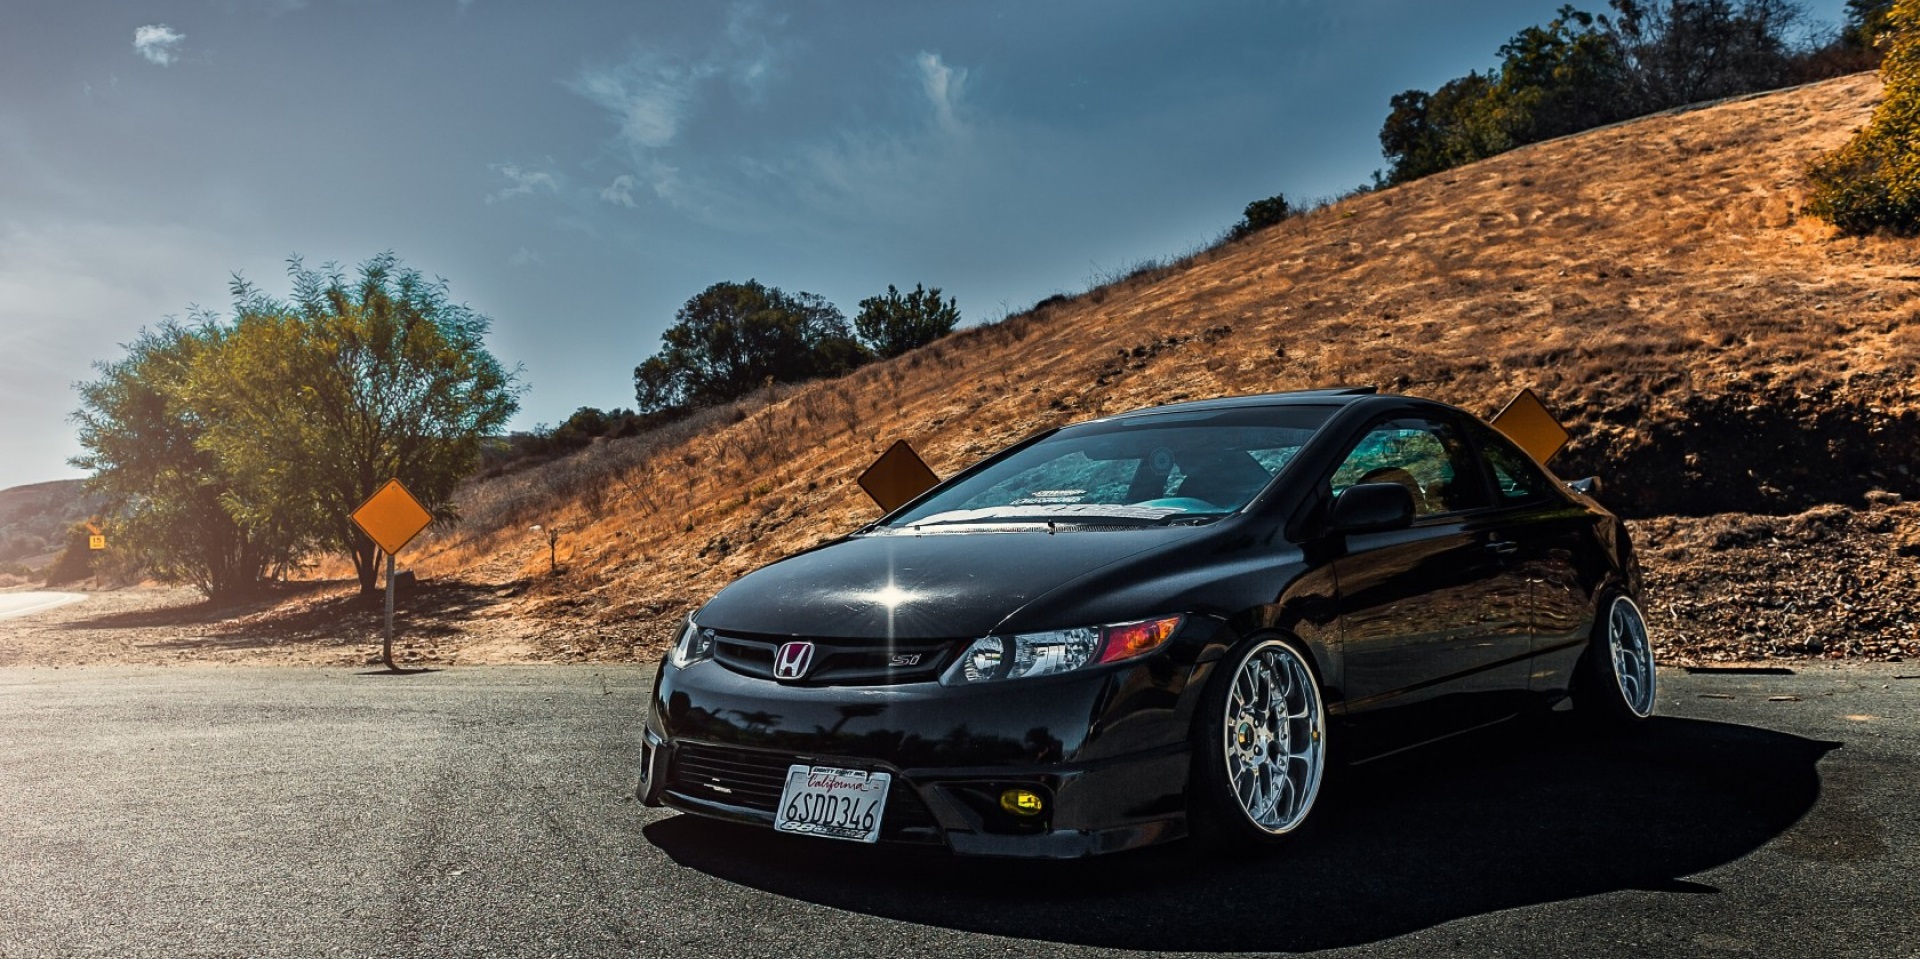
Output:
999 788 1046 817
1095 615 1183 664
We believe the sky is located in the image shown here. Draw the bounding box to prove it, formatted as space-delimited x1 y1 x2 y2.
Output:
0 0 1853 492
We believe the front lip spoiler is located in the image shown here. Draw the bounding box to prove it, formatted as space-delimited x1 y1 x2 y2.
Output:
658 786 950 847
658 787 1186 859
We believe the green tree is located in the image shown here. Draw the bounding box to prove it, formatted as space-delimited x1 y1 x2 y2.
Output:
1607 0 1800 113
1228 194 1293 240
1380 72 1509 184
1848 0 1896 46
192 254 521 595
1808 0 1920 233
71 321 291 601
1494 7 1632 143
853 283 961 359
634 280 868 413
1379 1 1807 186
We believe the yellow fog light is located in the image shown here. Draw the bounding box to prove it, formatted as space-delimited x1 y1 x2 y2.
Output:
999 787 1046 817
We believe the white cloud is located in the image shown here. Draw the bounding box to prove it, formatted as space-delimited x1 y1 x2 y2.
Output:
723 2 785 101
507 246 541 267
734 52 987 227
486 163 559 203
916 51 968 137
568 55 708 152
599 174 637 208
566 3 796 217
567 19 991 233
133 24 186 66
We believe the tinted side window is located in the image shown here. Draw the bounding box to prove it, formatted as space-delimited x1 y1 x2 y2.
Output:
1470 422 1558 504
1331 417 1489 517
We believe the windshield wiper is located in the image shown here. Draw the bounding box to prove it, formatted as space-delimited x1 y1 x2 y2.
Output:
895 504 1197 530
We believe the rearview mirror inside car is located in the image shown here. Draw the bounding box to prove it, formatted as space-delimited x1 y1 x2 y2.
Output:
1328 483 1416 535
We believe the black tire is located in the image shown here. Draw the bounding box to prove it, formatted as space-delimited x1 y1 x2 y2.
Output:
1188 634 1329 851
1573 593 1658 730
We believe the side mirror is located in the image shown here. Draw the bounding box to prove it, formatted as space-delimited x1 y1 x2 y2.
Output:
1328 483 1415 535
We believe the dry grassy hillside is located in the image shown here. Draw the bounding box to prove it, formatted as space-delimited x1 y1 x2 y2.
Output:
0 479 95 570
392 72 1915 664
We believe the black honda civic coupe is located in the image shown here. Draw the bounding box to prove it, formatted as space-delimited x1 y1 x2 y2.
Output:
637 388 1656 858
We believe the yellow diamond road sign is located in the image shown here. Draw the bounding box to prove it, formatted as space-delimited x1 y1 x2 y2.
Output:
350 478 434 556
88 534 106 551
858 440 940 514
1491 387 1571 464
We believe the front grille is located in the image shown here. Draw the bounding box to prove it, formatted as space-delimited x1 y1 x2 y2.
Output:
711 631 954 685
666 742 941 842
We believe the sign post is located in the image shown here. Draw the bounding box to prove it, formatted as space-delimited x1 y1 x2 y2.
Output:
349 479 435 671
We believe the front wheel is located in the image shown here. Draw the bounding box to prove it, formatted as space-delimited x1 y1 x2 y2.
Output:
1575 594 1658 728
1189 635 1328 849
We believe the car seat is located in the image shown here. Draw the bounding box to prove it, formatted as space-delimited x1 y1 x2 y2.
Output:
1172 451 1274 508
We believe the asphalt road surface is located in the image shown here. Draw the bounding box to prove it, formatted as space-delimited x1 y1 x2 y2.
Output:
0 593 84 621
0 664 1913 959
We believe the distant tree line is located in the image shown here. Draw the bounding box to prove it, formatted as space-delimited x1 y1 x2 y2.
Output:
478 405 658 472
630 279 959 418
72 254 519 602
1377 1 1889 187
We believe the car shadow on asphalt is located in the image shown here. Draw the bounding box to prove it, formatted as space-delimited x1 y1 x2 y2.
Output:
642 716 1837 952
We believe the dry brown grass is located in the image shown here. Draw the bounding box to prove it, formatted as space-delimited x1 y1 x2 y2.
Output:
306 73 1919 662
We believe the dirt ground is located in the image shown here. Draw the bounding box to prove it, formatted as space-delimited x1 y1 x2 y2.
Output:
0 581 567 669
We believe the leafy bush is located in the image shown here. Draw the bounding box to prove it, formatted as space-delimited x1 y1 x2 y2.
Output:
854 284 960 359
1808 0 1920 234
42 524 93 587
1229 194 1294 240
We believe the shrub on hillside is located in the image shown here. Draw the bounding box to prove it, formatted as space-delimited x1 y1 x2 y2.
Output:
853 284 960 359
1808 0 1920 234
1229 194 1294 240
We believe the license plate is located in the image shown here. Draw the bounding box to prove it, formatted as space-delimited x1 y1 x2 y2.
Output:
773 764 891 843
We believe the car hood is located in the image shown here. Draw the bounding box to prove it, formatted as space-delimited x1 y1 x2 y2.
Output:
693 525 1209 639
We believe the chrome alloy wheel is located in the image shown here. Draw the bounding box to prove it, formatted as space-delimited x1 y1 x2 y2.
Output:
1607 596 1657 718
1221 639 1326 835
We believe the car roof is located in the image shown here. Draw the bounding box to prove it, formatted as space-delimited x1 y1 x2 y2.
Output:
1099 387 1386 421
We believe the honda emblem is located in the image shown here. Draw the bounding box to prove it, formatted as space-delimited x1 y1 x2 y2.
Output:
774 641 815 680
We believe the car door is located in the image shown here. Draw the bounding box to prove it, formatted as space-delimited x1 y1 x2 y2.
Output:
1327 415 1533 754
1463 420 1599 698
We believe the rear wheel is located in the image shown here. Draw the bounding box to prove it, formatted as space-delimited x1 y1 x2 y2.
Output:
1190 636 1328 849
1575 594 1657 728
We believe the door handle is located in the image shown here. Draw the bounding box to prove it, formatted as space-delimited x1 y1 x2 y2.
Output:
1485 540 1520 556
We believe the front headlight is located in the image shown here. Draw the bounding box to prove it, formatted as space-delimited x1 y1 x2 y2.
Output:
940 615 1182 686
669 618 714 668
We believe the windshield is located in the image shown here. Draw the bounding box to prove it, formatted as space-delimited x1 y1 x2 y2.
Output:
887 405 1334 528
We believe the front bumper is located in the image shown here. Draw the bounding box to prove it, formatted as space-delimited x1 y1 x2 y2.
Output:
639 656 1201 858
642 732 1191 858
